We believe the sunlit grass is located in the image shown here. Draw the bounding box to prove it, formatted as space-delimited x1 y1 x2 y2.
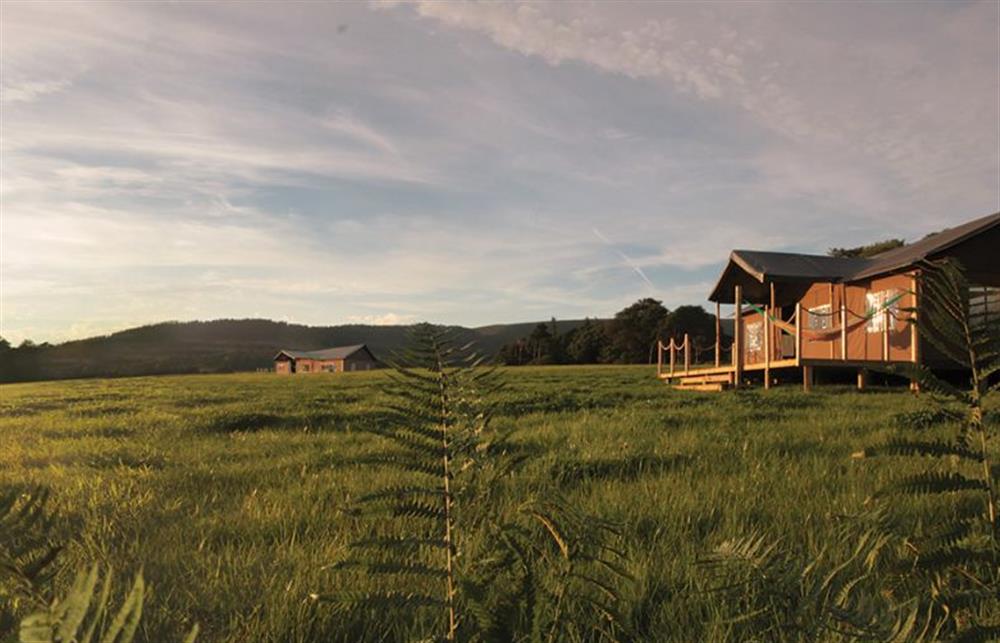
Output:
1 367 982 641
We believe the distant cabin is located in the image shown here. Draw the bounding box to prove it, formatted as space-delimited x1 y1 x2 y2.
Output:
660 211 1000 391
274 344 378 374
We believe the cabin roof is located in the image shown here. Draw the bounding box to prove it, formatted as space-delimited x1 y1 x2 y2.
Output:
708 211 1000 303
274 344 372 361
852 211 1000 279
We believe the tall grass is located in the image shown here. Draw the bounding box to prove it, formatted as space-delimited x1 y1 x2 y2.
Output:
1 364 995 640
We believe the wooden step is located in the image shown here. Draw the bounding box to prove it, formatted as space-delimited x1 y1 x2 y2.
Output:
672 382 726 392
679 373 733 384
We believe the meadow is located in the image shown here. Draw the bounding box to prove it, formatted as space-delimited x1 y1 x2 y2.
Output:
0 366 991 641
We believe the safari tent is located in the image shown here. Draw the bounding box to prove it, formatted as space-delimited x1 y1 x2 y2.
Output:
659 211 1000 391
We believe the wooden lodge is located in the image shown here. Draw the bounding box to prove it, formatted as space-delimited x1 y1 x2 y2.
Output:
274 344 378 374
659 211 1000 391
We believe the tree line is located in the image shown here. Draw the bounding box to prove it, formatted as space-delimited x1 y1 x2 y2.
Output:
498 298 719 365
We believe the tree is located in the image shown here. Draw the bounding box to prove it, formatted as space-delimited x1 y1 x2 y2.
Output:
661 306 715 343
527 322 556 364
565 319 610 364
607 298 669 363
828 238 904 258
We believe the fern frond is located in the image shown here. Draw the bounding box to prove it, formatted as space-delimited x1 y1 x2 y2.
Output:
889 472 989 496
346 454 442 478
952 622 1000 643
18 566 151 643
355 485 448 505
331 560 448 579
390 500 447 521
348 536 448 553
313 590 445 611
869 439 984 462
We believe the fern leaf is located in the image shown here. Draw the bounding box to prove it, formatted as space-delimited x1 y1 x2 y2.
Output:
952 622 1000 643
348 536 448 553
347 455 441 478
390 500 446 521
332 560 448 579
355 485 447 504
869 439 984 462
889 471 989 496
313 590 445 610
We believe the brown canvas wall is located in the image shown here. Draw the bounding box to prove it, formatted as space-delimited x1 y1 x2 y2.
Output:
737 272 918 365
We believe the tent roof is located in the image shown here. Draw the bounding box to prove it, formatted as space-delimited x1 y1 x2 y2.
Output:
853 211 1000 279
708 211 1000 303
274 344 372 361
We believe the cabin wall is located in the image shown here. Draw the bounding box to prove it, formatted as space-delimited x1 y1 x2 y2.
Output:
343 354 377 371
845 272 915 362
797 273 916 362
293 358 346 373
275 360 292 374
738 272 918 366
799 282 840 360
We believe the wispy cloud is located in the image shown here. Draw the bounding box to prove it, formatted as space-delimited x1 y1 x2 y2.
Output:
1 1 997 344
592 228 658 294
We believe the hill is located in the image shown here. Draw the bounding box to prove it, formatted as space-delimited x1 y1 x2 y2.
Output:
0 318 595 383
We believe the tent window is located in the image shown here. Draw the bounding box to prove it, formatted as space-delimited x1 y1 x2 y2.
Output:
866 289 900 333
970 286 1000 328
746 321 763 352
808 304 832 331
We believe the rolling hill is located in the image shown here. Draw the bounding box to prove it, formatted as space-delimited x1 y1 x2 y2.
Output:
0 318 595 383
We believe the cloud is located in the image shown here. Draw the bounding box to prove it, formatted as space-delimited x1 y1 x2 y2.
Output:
387 1 999 217
345 312 419 326
1 78 72 104
1 1 997 344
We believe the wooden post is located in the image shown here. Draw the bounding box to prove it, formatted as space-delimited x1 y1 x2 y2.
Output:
882 309 890 361
683 333 690 374
857 369 867 391
828 283 835 359
910 272 920 393
734 285 743 389
802 365 813 392
657 341 663 378
715 301 721 367
763 305 771 390
840 302 847 360
669 340 676 376
794 302 802 365
770 282 778 361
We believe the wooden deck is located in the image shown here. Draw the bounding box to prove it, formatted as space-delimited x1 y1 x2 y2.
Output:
658 282 921 392
657 357 915 392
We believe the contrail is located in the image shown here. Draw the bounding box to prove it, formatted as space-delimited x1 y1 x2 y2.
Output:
592 227 657 293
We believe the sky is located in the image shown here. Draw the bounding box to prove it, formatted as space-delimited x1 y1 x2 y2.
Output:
1 1 998 345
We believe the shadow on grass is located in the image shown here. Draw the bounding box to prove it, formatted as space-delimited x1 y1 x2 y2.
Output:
550 454 691 485
40 426 134 440
68 405 135 418
22 451 165 470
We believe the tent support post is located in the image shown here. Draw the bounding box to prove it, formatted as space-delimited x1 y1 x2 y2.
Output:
733 285 743 389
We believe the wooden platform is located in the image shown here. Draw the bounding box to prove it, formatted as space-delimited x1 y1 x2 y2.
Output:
659 358 914 392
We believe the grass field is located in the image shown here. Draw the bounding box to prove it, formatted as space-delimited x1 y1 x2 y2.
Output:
1 366 992 641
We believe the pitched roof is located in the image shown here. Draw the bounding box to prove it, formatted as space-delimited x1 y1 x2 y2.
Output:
708 211 1000 302
853 211 1000 279
728 250 872 282
274 344 372 361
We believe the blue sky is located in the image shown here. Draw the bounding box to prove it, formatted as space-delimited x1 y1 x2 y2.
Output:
2 1 998 344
